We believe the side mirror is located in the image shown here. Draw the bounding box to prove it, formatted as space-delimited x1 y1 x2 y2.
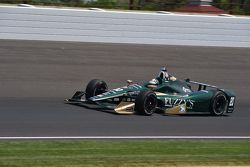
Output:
185 78 190 82
127 80 133 85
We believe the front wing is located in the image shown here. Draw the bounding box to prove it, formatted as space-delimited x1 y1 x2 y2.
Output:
65 91 136 115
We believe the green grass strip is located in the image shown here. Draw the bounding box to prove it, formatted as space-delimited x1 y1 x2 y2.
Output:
0 140 250 167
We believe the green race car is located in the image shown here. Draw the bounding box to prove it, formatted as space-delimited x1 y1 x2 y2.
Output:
65 70 235 116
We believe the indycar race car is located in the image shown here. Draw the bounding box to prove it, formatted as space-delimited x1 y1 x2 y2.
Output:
65 70 236 116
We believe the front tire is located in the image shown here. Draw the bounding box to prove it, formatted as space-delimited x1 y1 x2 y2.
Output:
210 91 228 116
136 90 157 116
85 79 108 99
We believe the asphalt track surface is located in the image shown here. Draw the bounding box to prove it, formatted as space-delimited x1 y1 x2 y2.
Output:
0 39 250 137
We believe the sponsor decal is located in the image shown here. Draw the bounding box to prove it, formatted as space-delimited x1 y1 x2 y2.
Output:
128 84 143 89
128 91 140 96
101 88 124 96
229 97 235 107
183 87 191 93
164 98 194 109
180 105 186 113
114 98 120 101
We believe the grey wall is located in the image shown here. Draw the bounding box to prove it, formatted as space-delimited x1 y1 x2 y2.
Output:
1 5 250 47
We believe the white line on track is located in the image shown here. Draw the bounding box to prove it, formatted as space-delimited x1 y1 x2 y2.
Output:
0 136 250 139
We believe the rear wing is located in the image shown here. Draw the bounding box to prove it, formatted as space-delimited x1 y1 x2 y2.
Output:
186 79 219 91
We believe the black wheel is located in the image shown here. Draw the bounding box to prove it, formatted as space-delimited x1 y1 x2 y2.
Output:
85 79 108 99
136 90 157 116
210 91 228 116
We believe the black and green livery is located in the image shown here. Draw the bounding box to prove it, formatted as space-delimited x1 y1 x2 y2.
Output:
65 76 235 116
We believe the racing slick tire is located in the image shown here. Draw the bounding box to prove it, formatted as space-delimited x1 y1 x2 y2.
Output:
85 79 108 99
210 91 228 116
136 90 157 116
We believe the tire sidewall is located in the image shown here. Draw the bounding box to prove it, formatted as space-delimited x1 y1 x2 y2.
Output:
136 90 157 116
210 91 228 116
85 79 108 99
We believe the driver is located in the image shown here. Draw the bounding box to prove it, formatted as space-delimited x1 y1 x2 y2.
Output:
149 67 175 85
158 67 169 81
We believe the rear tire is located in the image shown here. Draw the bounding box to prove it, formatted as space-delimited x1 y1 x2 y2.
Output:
210 91 228 116
136 90 157 116
85 79 108 99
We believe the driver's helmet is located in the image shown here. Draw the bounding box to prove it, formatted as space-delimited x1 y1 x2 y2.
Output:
161 67 167 72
